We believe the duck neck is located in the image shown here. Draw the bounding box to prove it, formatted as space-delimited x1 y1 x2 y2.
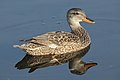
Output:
70 23 85 35
69 22 90 45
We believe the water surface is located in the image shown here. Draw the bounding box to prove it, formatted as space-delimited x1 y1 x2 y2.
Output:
0 0 120 80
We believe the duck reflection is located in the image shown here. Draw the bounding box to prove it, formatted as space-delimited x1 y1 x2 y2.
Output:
15 53 97 75
69 54 97 75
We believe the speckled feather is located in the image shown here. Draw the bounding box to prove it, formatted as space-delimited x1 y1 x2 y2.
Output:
22 31 81 45
14 31 86 56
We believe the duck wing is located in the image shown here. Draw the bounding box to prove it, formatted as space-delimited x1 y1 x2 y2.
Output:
20 31 81 46
14 31 84 56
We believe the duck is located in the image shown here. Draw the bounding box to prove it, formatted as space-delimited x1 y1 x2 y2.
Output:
14 8 96 73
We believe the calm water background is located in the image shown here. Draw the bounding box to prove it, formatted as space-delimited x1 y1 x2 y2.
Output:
0 0 120 80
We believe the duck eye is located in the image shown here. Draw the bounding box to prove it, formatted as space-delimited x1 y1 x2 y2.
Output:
75 13 79 15
72 13 79 15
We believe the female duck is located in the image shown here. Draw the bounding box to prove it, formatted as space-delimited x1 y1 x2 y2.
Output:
14 8 96 73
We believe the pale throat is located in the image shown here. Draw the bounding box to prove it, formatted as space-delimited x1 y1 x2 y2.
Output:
68 18 88 38
69 20 83 32
68 18 83 29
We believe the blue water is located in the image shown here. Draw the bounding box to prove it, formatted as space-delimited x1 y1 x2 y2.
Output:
0 0 120 80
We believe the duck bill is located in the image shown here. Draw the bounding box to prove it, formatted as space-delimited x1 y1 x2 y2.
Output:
84 63 97 69
82 17 95 24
